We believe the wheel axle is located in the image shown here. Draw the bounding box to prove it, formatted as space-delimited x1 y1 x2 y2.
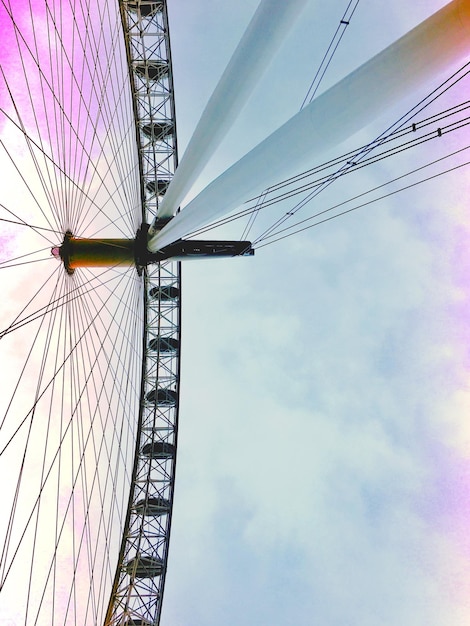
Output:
52 225 254 274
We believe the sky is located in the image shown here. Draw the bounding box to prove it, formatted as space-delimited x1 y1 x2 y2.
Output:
1 1 470 625
159 1 470 625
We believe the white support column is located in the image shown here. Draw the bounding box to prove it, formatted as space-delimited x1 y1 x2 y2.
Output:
148 0 470 251
150 0 308 227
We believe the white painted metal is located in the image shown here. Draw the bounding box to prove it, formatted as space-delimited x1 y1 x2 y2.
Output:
149 0 470 250
149 0 308 229
105 2 181 625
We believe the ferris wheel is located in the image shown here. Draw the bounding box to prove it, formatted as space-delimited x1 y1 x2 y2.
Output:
1 1 470 625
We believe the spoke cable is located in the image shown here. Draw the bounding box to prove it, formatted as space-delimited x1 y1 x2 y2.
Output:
256 146 470 247
300 0 361 109
185 101 470 239
251 62 470 246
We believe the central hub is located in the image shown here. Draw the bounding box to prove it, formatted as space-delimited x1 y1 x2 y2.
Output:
51 224 254 274
53 231 137 275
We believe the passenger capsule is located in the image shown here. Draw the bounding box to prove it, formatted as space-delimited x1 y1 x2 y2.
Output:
142 122 173 141
141 441 175 459
135 61 168 81
126 555 163 578
149 285 179 300
127 2 163 17
134 496 171 516
148 336 179 353
145 388 177 405
146 178 169 196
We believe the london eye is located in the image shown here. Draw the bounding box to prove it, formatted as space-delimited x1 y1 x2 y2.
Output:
1 1 470 625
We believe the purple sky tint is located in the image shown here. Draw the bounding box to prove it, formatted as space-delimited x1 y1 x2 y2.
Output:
0 1 122 166
424 192 470 575
0 232 18 262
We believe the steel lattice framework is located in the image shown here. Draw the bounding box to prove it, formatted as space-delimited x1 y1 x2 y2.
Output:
105 2 180 624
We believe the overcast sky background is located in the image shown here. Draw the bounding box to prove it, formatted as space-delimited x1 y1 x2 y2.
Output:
1 1 470 624
159 2 470 625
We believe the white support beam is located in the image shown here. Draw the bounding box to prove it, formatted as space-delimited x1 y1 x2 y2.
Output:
149 0 308 228
149 0 470 251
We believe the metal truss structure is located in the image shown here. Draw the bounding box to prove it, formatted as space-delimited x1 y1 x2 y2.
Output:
105 2 180 624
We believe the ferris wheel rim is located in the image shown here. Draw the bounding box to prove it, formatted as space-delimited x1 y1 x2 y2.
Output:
0 1 180 624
